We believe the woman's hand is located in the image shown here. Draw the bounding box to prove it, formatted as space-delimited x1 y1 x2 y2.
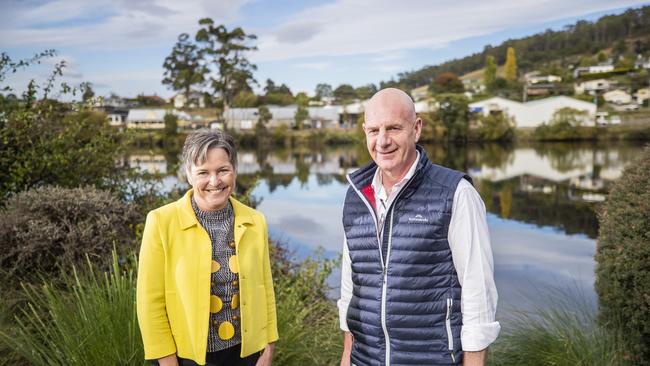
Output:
158 354 179 366
255 343 275 366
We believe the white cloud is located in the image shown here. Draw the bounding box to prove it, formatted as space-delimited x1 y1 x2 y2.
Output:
252 0 650 62
0 0 251 49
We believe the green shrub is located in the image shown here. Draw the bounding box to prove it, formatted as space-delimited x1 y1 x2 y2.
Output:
533 107 598 141
0 254 145 366
475 113 516 142
0 186 140 283
596 145 650 362
273 249 342 365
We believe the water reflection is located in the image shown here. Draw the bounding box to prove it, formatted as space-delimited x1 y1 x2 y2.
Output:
125 141 644 310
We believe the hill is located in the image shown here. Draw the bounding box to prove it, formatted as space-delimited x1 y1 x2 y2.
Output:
382 6 650 89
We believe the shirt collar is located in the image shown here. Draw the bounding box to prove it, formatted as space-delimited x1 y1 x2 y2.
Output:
371 150 421 199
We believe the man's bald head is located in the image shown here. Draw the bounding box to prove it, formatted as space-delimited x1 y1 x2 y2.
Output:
365 88 416 123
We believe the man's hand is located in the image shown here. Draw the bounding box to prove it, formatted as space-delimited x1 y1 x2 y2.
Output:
340 331 353 366
463 349 487 366
157 354 178 366
255 343 275 366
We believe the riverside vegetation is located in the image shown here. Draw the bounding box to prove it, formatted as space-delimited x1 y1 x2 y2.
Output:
2 51 648 365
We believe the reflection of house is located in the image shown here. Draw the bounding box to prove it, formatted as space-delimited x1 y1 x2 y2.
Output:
574 79 614 94
469 96 596 128
525 73 562 84
225 106 340 130
603 90 632 105
635 88 650 105
128 154 167 174
126 109 167 129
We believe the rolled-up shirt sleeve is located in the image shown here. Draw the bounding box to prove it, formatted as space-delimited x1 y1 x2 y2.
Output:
449 179 500 351
337 236 353 332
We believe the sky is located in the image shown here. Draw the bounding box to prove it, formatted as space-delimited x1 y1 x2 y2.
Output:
1 0 649 99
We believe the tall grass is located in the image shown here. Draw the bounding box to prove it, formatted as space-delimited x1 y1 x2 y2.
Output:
0 254 145 366
489 289 628 366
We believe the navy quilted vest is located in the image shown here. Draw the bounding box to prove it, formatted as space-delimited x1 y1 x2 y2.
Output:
342 146 471 366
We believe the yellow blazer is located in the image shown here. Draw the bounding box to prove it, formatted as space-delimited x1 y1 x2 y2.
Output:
136 190 278 365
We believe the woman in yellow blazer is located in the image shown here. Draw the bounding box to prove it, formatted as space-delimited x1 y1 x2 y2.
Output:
137 130 278 366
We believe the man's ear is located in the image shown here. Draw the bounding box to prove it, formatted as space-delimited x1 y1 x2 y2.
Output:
414 117 423 143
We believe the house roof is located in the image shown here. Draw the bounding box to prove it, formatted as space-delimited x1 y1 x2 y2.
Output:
127 109 167 122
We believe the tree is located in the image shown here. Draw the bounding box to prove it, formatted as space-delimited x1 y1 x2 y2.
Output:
81 82 95 102
484 55 497 92
232 91 258 107
294 105 309 130
295 92 310 107
195 19 257 112
264 79 293 106
429 72 464 94
436 94 470 142
315 83 333 100
354 84 377 100
164 113 178 137
162 33 207 101
504 47 518 84
256 105 272 136
333 84 356 102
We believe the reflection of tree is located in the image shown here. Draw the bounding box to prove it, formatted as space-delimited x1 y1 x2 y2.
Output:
475 143 513 169
477 177 599 238
295 153 310 186
315 173 333 186
266 174 294 193
534 142 587 173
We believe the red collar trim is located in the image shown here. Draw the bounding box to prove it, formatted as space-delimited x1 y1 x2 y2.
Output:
361 184 376 210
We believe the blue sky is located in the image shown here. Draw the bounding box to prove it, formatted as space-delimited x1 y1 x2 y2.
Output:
1 0 649 99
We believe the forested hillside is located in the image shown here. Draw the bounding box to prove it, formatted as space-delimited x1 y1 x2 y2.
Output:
382 6 650 89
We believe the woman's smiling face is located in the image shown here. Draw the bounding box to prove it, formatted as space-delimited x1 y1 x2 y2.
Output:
188 147 236 211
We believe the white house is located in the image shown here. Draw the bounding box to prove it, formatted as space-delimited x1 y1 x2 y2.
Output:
603 90 632 105
126 109 168 129
107 113 124 126
172 92 206 109
573 64 615 78
526 74 562 84
574 79 614 94
469 96 597 128
410 85 430 101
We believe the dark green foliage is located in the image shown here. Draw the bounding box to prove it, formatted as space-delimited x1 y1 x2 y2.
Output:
163 113 178 138
429 72 464 94
0 106 128 199
436 94 470 141
476 113 515 141
294 105 309 130
533 108 597 141
0 186 140 283
596 146 650 362
162 33 207 99
195 18 257 110
333 84 357 102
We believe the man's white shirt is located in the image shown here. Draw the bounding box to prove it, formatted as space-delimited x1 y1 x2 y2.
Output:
337 152 501 351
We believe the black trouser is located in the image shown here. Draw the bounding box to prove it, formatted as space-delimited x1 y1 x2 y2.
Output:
150 344 261 366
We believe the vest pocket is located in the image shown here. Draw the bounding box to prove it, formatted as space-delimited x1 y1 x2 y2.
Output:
445 297 456 363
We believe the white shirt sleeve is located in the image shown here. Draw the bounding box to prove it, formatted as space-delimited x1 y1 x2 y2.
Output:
448 179 501 351
337 235 353 332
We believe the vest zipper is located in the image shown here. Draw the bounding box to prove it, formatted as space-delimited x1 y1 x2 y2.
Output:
346 175 384 269
446 297 455 362
380 210 395 366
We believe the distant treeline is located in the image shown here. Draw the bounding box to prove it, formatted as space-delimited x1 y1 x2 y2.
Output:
382 6 650 89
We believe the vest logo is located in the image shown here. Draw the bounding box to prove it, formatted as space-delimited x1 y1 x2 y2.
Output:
408 214 429 223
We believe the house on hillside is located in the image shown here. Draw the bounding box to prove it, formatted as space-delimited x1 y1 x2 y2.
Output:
573 64 615 79
172 92 206 109
410 85 430 101
469 96 596 128
603 90 632 105
126 109 168 129
525 73 562 84
574 79 615 95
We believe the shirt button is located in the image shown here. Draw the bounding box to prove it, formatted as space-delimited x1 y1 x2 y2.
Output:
232 315 239 321
232 280 238 287
229 241 235 248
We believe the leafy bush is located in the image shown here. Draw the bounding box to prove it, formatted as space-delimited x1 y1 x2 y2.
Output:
533 107 598 141
475 112 516 141
596 145 650 362
0 186 140 283
0 254 145 366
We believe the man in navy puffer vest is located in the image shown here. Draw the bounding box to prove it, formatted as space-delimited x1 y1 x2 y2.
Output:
338 88 500 366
